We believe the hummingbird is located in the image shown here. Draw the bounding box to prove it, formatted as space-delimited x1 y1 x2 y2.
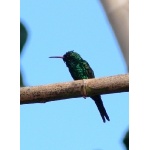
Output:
49 51 110 123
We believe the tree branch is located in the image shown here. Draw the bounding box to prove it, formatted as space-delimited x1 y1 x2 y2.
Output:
20 74 129 105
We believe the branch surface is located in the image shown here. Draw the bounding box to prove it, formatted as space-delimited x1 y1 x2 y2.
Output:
20 74 129 105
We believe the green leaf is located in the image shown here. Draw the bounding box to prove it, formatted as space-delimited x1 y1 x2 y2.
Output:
20 22 28 86
20 22 28 53
123 130 129 150
20 72 24 87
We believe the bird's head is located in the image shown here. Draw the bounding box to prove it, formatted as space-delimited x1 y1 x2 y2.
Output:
49 50 82 63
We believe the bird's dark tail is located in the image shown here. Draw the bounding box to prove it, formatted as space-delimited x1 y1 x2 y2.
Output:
91 95 110 123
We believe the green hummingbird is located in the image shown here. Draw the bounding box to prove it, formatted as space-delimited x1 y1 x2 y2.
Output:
49 51 110 123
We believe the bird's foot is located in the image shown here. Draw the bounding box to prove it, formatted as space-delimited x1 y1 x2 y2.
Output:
81 79 87 99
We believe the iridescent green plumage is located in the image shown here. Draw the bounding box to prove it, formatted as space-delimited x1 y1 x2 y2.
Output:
63 51 94 80
50 51 110 123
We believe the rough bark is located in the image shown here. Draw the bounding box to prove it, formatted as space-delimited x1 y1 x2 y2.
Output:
20 74 129 105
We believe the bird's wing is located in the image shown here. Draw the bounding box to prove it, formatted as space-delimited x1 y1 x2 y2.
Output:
82 61 95 78
67 60 95 80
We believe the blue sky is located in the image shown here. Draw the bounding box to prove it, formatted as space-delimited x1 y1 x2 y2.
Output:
20 0 128 150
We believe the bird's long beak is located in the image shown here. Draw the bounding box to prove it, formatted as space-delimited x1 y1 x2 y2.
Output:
49 56 63 59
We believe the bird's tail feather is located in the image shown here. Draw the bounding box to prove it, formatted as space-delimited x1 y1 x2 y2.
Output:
91 95 110 123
